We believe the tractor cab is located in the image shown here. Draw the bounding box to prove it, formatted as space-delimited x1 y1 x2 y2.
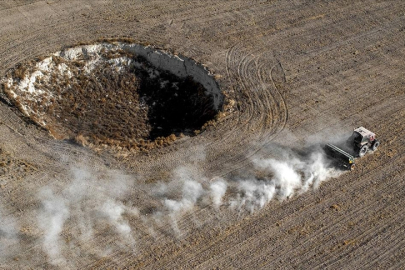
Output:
347 126 379 157
351 127 375 146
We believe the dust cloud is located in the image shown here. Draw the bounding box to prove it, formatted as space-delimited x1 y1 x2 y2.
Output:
3 141 345 266
37 187 69 265
152 143 342 233
0 204 19 260
36 166 137 266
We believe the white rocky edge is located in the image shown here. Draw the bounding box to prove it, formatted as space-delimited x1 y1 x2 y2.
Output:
3 43 223 125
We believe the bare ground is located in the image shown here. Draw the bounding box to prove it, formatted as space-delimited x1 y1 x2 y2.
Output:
0 0 404 269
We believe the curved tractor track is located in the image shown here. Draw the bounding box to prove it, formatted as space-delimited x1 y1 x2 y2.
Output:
216 42 288 175
0 0 405 269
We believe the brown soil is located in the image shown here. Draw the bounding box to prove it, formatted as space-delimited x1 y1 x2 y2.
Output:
4 51 218 150
0 1 404 269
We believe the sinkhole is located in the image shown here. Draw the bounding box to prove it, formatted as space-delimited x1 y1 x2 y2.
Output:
1 42 224 149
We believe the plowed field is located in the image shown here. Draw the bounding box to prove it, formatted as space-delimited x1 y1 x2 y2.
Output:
0 1 404 269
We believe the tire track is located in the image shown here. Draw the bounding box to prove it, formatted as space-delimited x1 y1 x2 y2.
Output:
205 162 404 270
286 156 405 268
163 150 403 269
1 0 405 269
204 40 289 177
112 39 291 269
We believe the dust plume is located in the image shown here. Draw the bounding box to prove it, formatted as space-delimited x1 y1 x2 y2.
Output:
228 146 342 213
151 166 229 234
154 143 343 223
36 165 137 266
37 188 69 265
0 204 19 260
33 141 346 264
209 179 227 209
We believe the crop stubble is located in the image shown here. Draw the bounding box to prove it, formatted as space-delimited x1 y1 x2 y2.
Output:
0 0 404 269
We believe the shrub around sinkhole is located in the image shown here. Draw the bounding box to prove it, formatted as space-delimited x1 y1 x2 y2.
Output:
1 43 222 151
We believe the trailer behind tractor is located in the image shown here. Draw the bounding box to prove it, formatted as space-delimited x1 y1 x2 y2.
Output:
324 143 356 171
323 127 380 170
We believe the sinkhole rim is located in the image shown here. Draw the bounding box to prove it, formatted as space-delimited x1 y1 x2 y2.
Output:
1 40 225 151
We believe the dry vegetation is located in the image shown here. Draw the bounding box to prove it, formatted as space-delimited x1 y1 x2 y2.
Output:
0 0 404 269
3 47 219 151
0 147 37 180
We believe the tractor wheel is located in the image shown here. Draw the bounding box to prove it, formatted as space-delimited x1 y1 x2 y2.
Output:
371 140 380 151
359 145 368 157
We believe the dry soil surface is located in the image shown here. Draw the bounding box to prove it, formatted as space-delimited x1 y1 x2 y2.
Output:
0 0 404 269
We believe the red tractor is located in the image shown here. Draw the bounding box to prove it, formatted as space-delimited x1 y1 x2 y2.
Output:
347 127 380 157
